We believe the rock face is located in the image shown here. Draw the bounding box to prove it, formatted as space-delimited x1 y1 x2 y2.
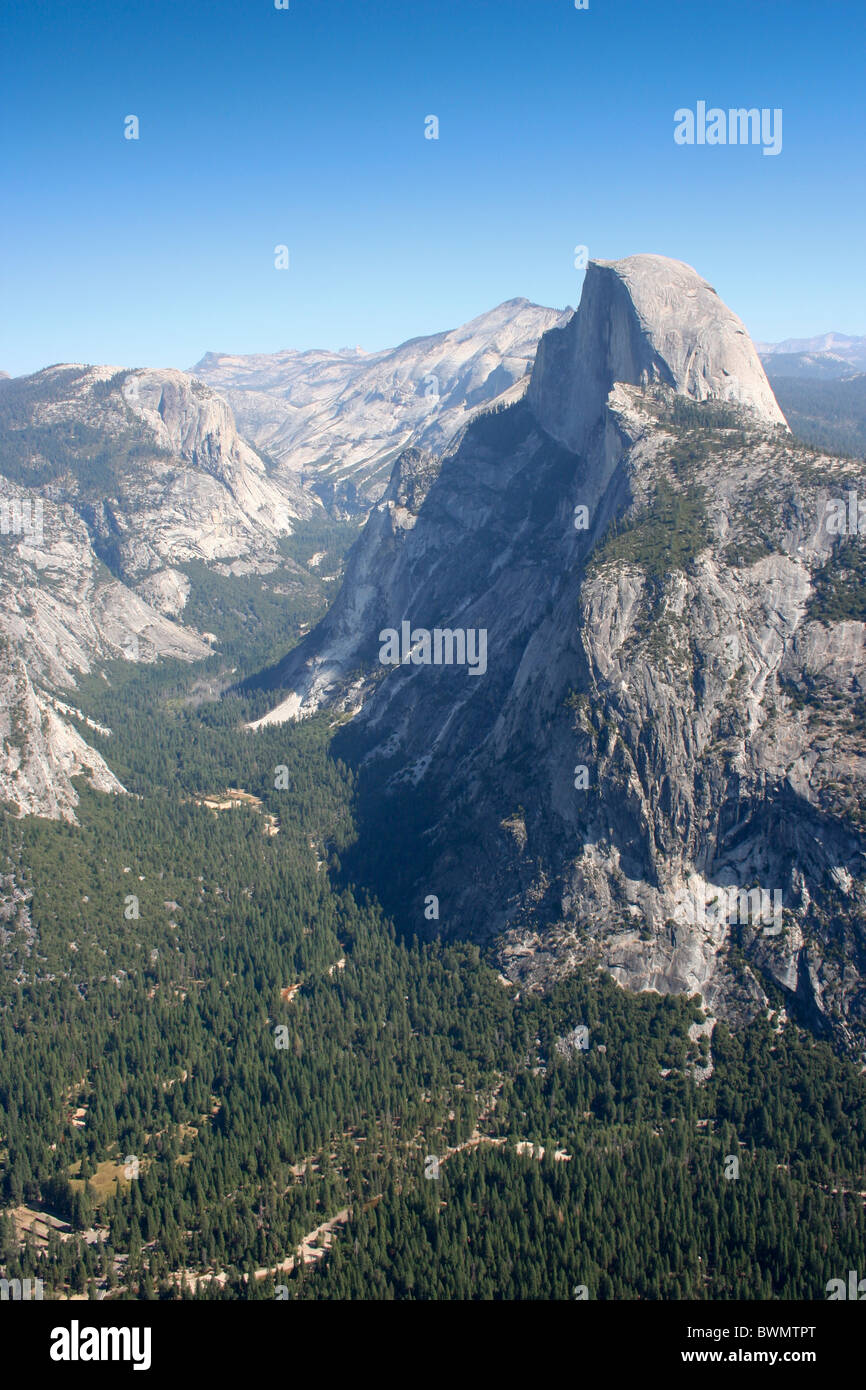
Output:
250 445 444 728
0 649 124 821
119 368 315 546
0 483 212 819
254 254 866 1049
191 299 569 510
0 364 313 818
0 364 316 578
529 255 787 453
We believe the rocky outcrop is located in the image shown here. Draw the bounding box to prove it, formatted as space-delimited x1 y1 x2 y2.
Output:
250 445 443 727
529 255 787 454
0 650 124 821
120 368 314 543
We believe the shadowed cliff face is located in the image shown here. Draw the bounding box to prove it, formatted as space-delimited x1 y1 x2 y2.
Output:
253 256 866 1048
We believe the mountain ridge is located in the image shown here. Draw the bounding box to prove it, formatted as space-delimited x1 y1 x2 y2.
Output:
0 363 320 818
190 298 570 512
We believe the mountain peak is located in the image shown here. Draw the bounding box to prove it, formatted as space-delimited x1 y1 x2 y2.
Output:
529 253 788 452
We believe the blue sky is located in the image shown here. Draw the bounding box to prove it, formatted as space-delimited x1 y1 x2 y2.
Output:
2 0 863 375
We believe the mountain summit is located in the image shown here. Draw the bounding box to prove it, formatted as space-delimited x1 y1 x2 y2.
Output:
529 255 787 453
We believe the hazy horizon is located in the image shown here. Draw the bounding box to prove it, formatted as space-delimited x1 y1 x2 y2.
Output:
4 281 864 384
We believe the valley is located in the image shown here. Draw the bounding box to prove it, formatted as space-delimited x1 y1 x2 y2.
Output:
2 256 865 1304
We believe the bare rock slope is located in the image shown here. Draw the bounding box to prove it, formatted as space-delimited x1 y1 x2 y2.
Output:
192 299 569 510
0 364 313 818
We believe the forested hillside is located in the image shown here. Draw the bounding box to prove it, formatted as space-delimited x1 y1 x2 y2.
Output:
765 372 866 459
2 592 866 1301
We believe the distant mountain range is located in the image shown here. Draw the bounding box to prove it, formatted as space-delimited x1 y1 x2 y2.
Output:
754 335 866 458
757 332 866 376
187 316 866 508
190 299 570 512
